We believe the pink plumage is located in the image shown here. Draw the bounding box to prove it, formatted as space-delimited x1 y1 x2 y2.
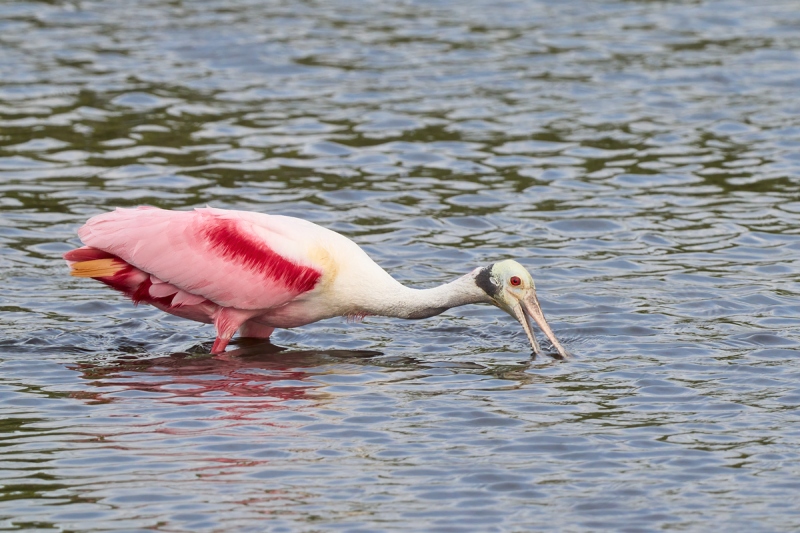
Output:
75 207 321 309
66 207 327 353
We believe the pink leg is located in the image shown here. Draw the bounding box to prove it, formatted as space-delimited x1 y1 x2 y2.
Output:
239 319 275 339
211 307 258 354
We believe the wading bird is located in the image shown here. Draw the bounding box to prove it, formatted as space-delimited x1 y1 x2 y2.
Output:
65 207 570 358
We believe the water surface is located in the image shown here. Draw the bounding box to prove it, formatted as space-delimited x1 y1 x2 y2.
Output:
2 0 800 531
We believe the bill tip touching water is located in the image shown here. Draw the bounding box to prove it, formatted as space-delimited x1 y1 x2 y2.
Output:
65 206 570 359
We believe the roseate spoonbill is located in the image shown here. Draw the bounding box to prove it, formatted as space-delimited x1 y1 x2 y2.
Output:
65 207 570 358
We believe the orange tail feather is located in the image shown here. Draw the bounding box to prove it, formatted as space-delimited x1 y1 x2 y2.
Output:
69 258 126 278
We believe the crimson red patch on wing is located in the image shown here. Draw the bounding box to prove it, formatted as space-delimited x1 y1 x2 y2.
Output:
201 218 320 293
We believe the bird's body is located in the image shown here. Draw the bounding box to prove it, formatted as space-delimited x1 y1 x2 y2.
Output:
66 207 569 357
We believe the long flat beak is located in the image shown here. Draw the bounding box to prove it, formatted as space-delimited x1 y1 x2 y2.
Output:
512 290 570 359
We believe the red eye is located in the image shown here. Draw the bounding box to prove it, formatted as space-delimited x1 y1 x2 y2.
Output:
510 276 521 287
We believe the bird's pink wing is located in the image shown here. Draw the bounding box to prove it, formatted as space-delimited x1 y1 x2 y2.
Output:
77 207 323 310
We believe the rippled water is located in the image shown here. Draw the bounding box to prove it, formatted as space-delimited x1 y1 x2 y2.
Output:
2 0 800 530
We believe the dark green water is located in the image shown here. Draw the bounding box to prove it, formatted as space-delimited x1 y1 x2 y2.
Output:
1 0 800 531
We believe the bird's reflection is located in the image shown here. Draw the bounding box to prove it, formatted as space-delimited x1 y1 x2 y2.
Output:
69 338 557 413
70 339 384 408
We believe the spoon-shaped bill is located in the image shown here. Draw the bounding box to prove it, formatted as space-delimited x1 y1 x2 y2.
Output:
512 302 541 355
515 291 570 359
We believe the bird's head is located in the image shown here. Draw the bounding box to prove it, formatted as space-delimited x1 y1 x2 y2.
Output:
474 259 570 359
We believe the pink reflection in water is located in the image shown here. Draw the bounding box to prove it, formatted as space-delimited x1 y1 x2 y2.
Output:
70 341 382 415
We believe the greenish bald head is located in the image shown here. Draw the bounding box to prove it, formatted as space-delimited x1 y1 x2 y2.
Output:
474 259 569 359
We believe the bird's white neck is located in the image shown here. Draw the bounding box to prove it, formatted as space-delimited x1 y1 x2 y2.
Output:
353 271 493 320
